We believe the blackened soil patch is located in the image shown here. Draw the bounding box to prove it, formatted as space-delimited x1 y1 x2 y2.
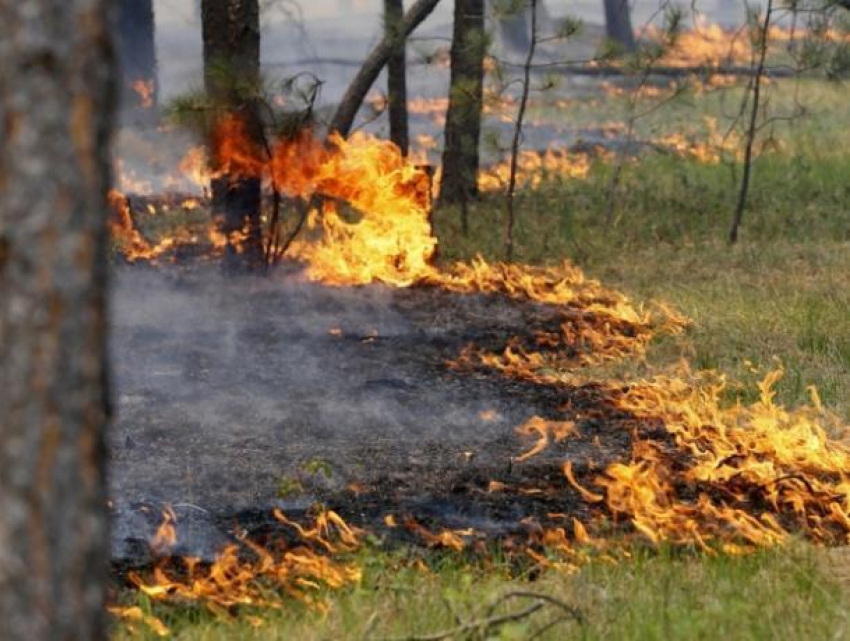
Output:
109 265 648 563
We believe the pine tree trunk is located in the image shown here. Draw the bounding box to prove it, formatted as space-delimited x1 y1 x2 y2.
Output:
385 0 409 155
118 0 157 119
0 2 115 639
603 0 636 52
201 0 264 270
438 0 485 206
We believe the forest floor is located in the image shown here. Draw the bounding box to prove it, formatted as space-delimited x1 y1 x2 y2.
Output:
111 79 850 639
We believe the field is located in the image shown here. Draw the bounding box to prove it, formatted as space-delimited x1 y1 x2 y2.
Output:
112 78 850 639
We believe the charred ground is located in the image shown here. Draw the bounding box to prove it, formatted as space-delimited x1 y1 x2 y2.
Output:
109 263 661 564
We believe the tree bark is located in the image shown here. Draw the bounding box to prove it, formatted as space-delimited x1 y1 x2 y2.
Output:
438 0 486 206
329 0 442 138
0 1 115 639
603 0 636 53
118 0 157 116
385 0 410 155
201 0 264 269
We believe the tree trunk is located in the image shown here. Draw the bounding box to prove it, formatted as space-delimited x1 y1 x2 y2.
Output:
201 0 264 269
0 2 115 639
329 0 442 138
603 0 636 53
385 0 410 155
438 0 486 206
118 0 157 118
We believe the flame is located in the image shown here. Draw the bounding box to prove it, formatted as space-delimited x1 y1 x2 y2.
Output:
150 505 177 556
652 19 849 69
516 416 578 462
108 606 169 637
116 508 363 631
110 107 849 580
408 97 449 126
131 79 155 109
590 368 850 549
404 518 474 551
477 148 594 192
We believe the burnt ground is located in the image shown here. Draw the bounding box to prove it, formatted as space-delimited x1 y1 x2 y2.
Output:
109 264 652 563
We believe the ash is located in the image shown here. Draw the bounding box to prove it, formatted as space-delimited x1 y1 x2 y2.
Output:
109 265 633 561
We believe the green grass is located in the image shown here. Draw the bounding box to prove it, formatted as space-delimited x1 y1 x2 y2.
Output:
112 78 850 639
433 150 850 419
114 543 850 640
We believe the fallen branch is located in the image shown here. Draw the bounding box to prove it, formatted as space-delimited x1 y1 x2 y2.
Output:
386 602 543 641
381 590 583 641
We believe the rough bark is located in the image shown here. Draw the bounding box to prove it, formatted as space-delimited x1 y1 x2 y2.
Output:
0 1 115 639
438 0 486 206
603 0 636 53
201 0 264 269
329 0 441 138
385 0 410 155
118 0 157 115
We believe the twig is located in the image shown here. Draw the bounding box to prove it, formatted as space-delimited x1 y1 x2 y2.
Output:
380 590 583 641
382 602 543 641
486 590 584 625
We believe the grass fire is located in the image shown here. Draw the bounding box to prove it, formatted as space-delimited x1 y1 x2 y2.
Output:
1 1 849 639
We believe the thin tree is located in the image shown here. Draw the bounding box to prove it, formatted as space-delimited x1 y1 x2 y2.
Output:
504 0 538 262
118 0 158 116
329 0 442 138
603 0 637 53
439 0 487 210
201 0 265 268
729 0 773 244
386 0 410 155
0 1 115 639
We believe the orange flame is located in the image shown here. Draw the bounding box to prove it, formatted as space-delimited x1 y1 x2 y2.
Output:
118 508 363 632
130 79 155 109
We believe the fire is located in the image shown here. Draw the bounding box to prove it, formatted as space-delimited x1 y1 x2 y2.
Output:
408 96 449 126
130 78 155 109
404 518 475 551
480 344 850 552
114 508 363 634
652 19 849 69
108 190 215 262
516 416 578 462
477 148 594 192
594 368 850 549
110 103 849 608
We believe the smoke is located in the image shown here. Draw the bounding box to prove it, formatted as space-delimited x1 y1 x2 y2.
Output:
108 265 555 559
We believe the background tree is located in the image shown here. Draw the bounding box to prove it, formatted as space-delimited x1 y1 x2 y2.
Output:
118 0 158 116
603 0 637 52
329 0 441 138
201 0 264 268
439 0 486 207
0 1 115 638
386 0 410 155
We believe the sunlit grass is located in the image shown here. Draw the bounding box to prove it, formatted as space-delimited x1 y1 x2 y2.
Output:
113 543 849 640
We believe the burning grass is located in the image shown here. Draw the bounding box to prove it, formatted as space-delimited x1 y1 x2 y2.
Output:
112 542 849 640
109 71 849 635
111 510 363 636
